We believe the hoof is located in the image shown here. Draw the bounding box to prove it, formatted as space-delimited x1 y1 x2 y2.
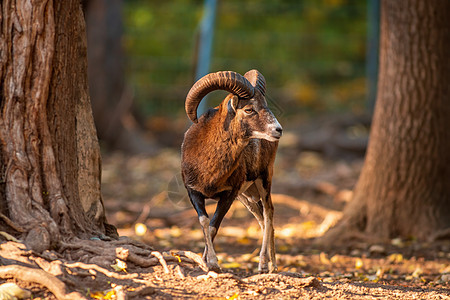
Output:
207 263 222 274
268 262 278 273
258 264 278 274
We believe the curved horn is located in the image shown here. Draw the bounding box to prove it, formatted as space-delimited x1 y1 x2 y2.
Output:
185 71 255 123
244 69 266 96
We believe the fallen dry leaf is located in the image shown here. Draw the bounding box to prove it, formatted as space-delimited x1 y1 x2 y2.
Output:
110 259 127 273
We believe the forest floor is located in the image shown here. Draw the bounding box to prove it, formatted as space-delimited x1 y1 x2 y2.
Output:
1 115 449 299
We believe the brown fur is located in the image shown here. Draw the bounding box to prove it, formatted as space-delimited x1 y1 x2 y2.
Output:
181 87 281 273
181 94 278 199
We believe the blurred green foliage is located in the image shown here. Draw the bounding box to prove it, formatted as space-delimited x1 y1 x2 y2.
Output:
124 0 367 119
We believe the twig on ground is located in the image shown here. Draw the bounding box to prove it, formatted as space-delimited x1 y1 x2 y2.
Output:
64 262 139 280
167 250 208 272
0 265 86 300
151 251 170 274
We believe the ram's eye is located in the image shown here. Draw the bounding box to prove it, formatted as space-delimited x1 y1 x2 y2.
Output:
244 108 254 114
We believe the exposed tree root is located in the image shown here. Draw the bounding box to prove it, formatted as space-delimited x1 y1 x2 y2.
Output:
315 222 373 246
110 236 155 251
112 285 126 300
315 191 372 246
116 247 160 267
65 262 139 280
115 247 206 272
32 257 64 277
150 251 170 273
0 239 213 298
59 239 207 274
167 250 209 272
0 265 86 300
0 212 25 233
431 227 450 241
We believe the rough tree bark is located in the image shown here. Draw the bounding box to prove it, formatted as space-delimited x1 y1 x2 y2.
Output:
0 0 116 252
0 2 218 297
321 0 450 243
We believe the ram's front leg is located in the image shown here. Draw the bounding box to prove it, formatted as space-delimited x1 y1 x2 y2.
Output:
187 189 220 272
205 191 237 273
199 215 220 272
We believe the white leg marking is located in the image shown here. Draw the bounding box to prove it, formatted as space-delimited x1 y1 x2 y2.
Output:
199 216 220 271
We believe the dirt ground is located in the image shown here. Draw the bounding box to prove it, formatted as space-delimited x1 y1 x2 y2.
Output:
95 119 448 299
1 119 449 299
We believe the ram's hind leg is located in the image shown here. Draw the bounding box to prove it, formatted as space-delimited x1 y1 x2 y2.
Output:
238 192 264 230
255 179 277 273
263 193 277 273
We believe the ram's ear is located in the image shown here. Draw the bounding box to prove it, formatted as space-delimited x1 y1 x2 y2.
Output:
228 95 239 112
224 95 238 131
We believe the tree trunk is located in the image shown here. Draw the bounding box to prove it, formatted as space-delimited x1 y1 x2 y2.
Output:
321 0 450 243
0 0 116 252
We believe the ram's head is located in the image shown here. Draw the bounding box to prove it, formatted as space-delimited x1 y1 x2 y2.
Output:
185 70 282 141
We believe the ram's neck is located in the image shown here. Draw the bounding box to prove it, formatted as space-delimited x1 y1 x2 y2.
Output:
205 111 248 177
